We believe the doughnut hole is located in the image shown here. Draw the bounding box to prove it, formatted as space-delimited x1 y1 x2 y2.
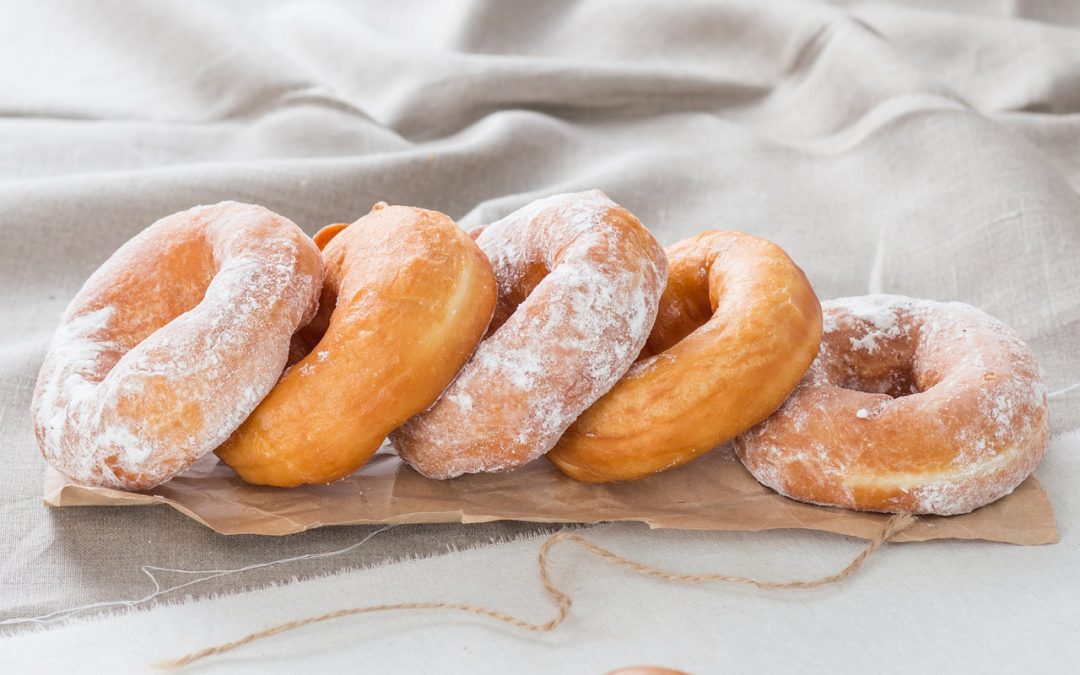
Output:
639 246 719 359
485 258 548 335
838 318 983 402
816 310 924 399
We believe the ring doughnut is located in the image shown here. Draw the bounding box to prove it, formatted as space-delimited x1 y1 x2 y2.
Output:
216 203 497 487
548 230 822 482
734 294 1050 515
31 202 322 490
391 190 667 479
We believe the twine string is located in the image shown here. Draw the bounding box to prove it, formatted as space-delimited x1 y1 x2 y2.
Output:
158 513 916 669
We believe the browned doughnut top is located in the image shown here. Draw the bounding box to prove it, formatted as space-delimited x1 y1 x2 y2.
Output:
548 230 822 483
216 203 496 487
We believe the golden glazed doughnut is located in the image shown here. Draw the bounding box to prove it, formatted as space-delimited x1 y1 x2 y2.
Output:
734 295 1050 515
216 203 497 487
31 202 322 490
392 190 667 479
548 230 823 482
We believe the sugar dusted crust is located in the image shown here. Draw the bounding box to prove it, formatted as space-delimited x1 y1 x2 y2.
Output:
31 202 322 490
734 294 1050 515
391 190 667 479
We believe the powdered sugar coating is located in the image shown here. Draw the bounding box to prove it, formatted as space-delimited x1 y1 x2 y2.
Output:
31 202 322 489
392 190 667 478
735 294 1050 515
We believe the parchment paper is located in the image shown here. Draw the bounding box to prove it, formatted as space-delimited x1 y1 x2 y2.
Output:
44 443 1058 545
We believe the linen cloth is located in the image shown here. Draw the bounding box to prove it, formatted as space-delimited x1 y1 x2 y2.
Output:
4 433 1080 673
1 0 1078 655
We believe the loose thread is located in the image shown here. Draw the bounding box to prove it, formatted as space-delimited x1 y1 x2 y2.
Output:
1048 382 1080 399
0 525 397 629
157 514 916 670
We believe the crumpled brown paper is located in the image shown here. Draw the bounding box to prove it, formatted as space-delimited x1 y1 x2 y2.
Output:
44 441 1058 545
44 443 1057 544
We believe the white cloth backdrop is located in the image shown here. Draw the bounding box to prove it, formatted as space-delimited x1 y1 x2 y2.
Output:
1 0 1079 672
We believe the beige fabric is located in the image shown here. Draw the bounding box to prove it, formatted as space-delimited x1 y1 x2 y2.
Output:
2 0 1078 632
5 432 1080 673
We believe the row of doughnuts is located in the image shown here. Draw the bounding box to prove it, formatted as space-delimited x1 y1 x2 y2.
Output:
32 191 1049 515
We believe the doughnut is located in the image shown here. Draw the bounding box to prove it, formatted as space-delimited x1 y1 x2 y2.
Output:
31 202 322 490
391 190 667 479
734 294 1050 515
548 230 823 482
216 203 497 487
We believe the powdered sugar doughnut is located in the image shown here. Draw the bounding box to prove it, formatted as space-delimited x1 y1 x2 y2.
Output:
31 202 322 490
549 230 822 483
392 190 667 479
734 295 1050 515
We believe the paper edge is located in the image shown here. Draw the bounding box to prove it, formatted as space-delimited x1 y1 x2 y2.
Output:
43 467 1059 545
